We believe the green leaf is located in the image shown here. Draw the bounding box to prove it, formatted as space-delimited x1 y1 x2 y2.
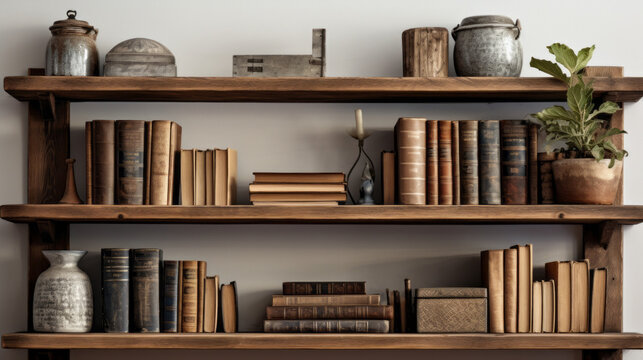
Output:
532 105 576 123
590 145 604 161
574 45 595 73
588 101 621 120
530 58 569 83
596 127 627 143
548 43 578 74
567 82 588 115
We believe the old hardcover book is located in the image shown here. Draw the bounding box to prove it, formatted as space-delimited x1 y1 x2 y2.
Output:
150 120 172 205
205 150 214 205
195 150 206 206
252 201 338 206
214 149 228 206
254 172 345 183
528 123 539 204
92 120 115 204
382 151 395 205
181 260 198 333
250 183 346 193
479 120 501 205
503 248 518 333
177 261 183 331
512 244 533 333
396 117 426 205
481 249 504 333
571 259 590 333
426 120 439 205
221 281 238 333
226 148 238 205
197 261 207 332
144 121 152 204
130 248 162 332
590 268 607 333
116 120 145 204
532 281 543 333
393 290 402 333
545 261 572 332
538 152 558 204
168 122 182 205
85 122 93 204
203 275 219 333
265 305 393 320
180 149 195 205
162 260 179 333
500 120 528 204
459 121 479 204
451 121 460 205
542 279 556 333
272 294 381 306
405 278 414 332
437 120 453 204
101 248 129 333
250 193 346 202
264 319 389 333
282 281 366 295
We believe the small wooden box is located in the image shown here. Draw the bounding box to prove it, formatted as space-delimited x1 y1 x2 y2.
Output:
416 287 487 333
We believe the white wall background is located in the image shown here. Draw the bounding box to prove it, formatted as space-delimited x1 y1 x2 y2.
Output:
1 0 642 359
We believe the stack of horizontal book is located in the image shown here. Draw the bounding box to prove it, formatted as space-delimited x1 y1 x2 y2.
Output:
180 148 237 205
250 173 347 206
264 281 392 333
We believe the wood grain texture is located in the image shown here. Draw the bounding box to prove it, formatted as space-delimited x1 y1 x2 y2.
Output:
402 27 448 77
5 75 643 103
2 333 643 350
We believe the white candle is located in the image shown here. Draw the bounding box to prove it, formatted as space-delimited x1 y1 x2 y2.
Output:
355 109 364 139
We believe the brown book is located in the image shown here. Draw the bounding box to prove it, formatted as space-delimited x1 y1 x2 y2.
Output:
181 260 198 333
221 281 238 333
130 249 162 332
393 290 402 333
538 152 558 204
264 319 389 333
252 201 338 206
481 249 504 333
116 120 145 205
266 305 393 320
500 120 528 204
195 150 206 206
571 259 590 333
92 120 115 204
590 268 607 333
545 261 572 332
226 149 237 206
396 117 426 205
512 244 533 332
437 121 453 205
250 183 346 193
381 151 395 205
250 192 346 202
272 294 380 306
426 120 438 205
205 150 214 205
150 120 172 205
180 149 195 205
85 121 93 204
214 149 228 206
254 172 345 184
196 261 206 332
503 248 518 333
451 121 460 205
203 275 219 333
542 279 556 333
404 278 414 333
386 288 394 333
167 122 182 205
528 123 539 204
283 282 366 295
177 261 183 332
460 121 479 204
532 281 542 333
479 120 501 205
144 121 152 204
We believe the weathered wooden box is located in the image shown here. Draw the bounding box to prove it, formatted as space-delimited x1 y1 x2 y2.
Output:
416 287 487 333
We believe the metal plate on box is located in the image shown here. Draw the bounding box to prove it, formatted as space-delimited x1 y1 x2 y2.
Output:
104 38 176 77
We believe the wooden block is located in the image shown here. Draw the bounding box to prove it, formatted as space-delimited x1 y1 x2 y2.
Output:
402 27 448 77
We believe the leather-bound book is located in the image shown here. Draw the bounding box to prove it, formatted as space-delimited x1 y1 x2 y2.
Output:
264 319 389 333
395 117 426 205
130 248 162 332
92 120 115 204
181 260 198 333
226 149 238 205
426 120 439 205
381 151 395 205
150 120 172 205
144 121 152 204
459 121 479 205
85 122 93 204
101 248 129 333
168 122 182 205
500 120 528 204
481 249 504 333
265 305 393 320
438 121 453 204
221 281 238 333
503 248 518 333
479 120 501 205
571 259 590 333
162 260 179 333
545 261 572 333
282 281 366 295
177 261 183 331
451 121 460 205
272 294 380 306
116 120 145 204
195 150 206 206
512 244 533 332
197 261 207 332
538 152 558 204
214 149 228 206
528 124 539 204
203 275 219 333
180 149 195 205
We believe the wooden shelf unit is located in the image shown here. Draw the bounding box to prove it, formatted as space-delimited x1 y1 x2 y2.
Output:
2 67 642 360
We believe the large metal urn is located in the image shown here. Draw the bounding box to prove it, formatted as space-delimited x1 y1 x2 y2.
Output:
104 38 177 77
45 10 99 76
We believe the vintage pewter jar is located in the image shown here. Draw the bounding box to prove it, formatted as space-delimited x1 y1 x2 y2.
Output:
46 10 99 76
452 15 522 77
104 38 177 77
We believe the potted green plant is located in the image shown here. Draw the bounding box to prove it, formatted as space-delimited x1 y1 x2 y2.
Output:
530 44 627 204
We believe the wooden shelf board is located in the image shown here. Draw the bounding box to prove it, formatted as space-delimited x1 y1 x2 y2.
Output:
5 76 643 103
3 333 643 350
1 204 642 225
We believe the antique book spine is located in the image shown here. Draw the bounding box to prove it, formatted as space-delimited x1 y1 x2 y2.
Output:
162 260 179 333
500 120 528 204
479 120 501 205
226 148 237 205
451 120 460 205
181 260 198 333
144 121 152 204
437 121 453 204
545 261 572 333
528 124 539 204
168 122 182 205
85 121 93 204
177 261 183 332
538 152 557 204
395 117 426 205
101 248 129 333
282 281 366 295
571 259 590 333
92 120 115 204
393 290 402 332
197 261 207 332
265 305 394 320
272 294 380 306
116 120 145 204
130 248 162 332
150 120 172 205
404 278 414 332
264 320 389 333
381 151 395 205
426 120 439 205
503 248 518 333
481 249 504 333
459 121 479 204
512 244 533 333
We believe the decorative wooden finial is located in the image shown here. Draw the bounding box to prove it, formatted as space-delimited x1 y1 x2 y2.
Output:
59 158 83 204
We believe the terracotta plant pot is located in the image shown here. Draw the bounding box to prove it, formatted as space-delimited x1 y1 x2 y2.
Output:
552 158 622 204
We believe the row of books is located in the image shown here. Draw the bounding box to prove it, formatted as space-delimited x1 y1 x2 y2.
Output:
101 248 238 333
481 245 606 333
180 148 237 206
385 118 543 205
263 281 391 333
249 172 347 205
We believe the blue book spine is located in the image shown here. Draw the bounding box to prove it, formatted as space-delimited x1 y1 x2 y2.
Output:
102 248 130 332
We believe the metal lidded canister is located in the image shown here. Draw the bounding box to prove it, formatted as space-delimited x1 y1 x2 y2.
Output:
45 10 99 76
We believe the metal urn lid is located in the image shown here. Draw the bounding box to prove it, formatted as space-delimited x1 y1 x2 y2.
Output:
49 10 97 35
104 38 176 77
453 15 521 39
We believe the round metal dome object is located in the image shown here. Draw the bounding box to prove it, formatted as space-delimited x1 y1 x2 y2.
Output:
104 38 176 77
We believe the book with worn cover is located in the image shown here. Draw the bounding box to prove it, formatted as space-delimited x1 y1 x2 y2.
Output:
590 268 607 333
180 149 195 205
451 120 460 205
546 260 572 333
426 120 439 205
479 120 501 205
195 150 206 206
512 244 533 333
396 117 426 205
116 120 145 204
85 122 93 204
150 121 181 205
542 279 556 333
203 275 219 333
181 260 198 333
266 305 393 320
92 120 115 204
532 281 543 333
381 151 395 205
438 120 453 205
272 294 381 306
501 120 528 204
221 281 238 333
528 123 539 204
197 261 206 332
264 319 389 333
571 259 590 333
481 249 504 333
538 152 557 204
282 281 366 295
459 121 479 204
101 248 129 333
130 248 162 332
162 260 179 333
503 248 518 333
250 192 346 202
253 172 345 183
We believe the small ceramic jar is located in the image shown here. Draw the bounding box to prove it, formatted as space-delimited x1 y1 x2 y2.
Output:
45 10 99 76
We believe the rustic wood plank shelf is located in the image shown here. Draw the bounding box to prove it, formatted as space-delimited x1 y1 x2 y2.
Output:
3 332 643 350
5 76 643 103
1 204 642 225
